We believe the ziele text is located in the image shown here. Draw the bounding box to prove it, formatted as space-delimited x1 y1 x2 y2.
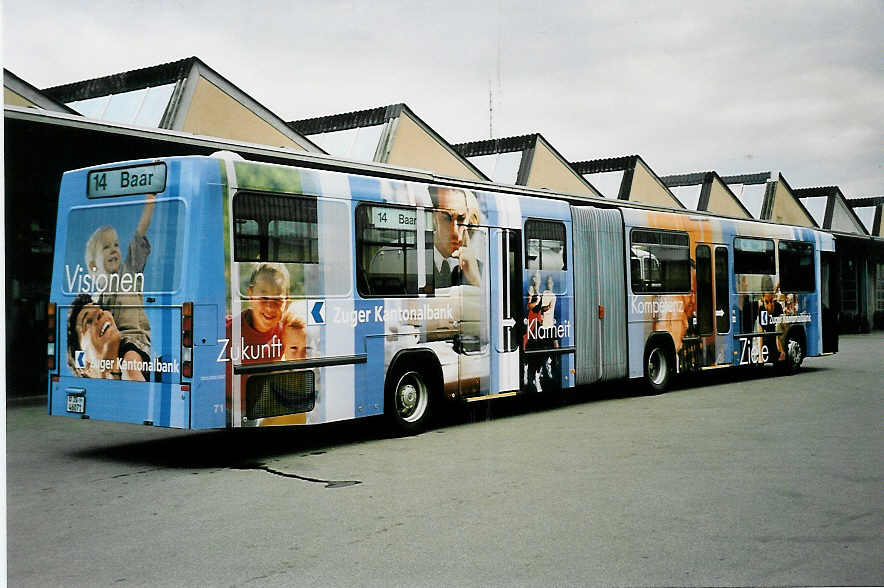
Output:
65 264 144 294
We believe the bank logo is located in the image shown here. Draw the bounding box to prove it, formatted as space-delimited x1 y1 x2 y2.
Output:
760 310 769 327
309 300 326 325
75 350 87 370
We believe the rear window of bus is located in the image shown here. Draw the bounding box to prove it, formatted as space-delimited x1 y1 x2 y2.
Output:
62 200 185 295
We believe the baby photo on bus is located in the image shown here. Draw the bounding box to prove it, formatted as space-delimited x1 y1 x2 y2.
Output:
85 193 156 363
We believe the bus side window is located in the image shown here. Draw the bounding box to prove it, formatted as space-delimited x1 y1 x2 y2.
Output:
356 204 433 297
233 219 261 260
525 220 566 270
629 229 690 294
734 237 775 275
232 192 350 298
734 237 776 294
233 193 318 264
778 240 815 292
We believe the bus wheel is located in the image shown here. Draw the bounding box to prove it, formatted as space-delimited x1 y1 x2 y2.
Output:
387 368 432 435
644 343 672 394
781 336 804 375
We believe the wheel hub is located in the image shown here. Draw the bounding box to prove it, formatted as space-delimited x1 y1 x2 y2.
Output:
399 384 418 414
788 340 803 366
648 349 666 385
393 371 429 425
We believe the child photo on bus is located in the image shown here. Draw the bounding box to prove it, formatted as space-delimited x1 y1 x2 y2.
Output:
66 294 148 381
85 193 156 361
225 263 291 418
280 307 307 361
228 262 290 363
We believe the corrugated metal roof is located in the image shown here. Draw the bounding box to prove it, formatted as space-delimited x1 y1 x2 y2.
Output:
660 172 709 187
42 58 195 103
847 196 884 207
570 156 637 175
793 186 841 199
288 105 400 135
720 172 772 185
452 134 538 157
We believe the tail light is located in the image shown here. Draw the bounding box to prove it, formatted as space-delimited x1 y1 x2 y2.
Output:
47 302 56 370
182 302 193 378
182 302 193 347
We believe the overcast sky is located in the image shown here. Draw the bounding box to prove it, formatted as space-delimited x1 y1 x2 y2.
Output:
3 0 882 197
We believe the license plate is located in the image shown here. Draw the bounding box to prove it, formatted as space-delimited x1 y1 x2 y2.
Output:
66 393 85 414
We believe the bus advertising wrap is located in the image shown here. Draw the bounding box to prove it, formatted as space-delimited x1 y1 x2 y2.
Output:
61 195 184 381
48 156 834 431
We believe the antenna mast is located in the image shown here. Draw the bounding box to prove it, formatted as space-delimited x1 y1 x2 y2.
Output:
489 81 494 139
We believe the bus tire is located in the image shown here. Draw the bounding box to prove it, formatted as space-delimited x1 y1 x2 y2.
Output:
780 335 804 375
386 365 433 435
644 341 672 394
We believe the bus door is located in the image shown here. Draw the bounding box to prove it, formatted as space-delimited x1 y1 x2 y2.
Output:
820 251 839 353
696 243 732 366
457 226 491 398
489 228 522 394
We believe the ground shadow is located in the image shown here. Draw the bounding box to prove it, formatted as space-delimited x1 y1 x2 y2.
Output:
70 364 828 469
71 416 389 470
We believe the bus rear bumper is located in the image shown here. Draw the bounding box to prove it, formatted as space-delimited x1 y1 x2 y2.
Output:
49 377 191 429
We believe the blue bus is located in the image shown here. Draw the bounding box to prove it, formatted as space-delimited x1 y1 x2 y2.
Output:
48 153 837 433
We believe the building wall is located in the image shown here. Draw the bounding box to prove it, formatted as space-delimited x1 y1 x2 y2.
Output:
705 178 750 218
769 182 815 226
830 198 866 234
181 76 305 150
4 88 37 108
525 140 596 196
628 160 682 207
387 112 484 180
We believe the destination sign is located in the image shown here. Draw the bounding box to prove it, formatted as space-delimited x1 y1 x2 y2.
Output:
87 163 166 198
372 206 418 230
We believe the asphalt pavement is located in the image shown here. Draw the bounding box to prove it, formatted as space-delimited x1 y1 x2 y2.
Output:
7 333 883 587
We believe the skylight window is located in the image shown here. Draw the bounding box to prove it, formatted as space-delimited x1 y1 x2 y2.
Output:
669 185 702 210
310 125 384 161
467 151 522 184
727 183 765 218
853 207 876 233
801 196 828 226
68 83 175 127
69 95 109 119
582 171 624 199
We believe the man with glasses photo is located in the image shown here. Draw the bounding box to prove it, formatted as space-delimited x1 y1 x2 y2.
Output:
429 186 482 289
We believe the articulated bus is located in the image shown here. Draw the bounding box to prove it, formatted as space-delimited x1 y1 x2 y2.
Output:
48 153 838 433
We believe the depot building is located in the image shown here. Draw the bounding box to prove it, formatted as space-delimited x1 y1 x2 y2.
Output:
5 57 882 397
